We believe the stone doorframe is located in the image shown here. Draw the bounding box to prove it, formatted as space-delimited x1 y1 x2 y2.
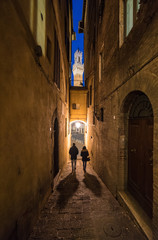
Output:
118 90 154 192
117 90 158 240
117 90 155 239
51 108 60 187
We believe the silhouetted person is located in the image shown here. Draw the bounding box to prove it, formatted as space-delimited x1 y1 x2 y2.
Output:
81 146 89 172
69 143 79 172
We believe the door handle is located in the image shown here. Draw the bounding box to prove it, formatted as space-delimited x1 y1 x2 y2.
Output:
149 157 153 166
130 148 136 152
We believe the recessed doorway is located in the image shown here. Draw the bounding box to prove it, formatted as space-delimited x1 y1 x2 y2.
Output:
121 91 154 218
54 117 59 177
127 93 153 218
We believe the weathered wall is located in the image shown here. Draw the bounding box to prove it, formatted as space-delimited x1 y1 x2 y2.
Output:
84 0 158 238
86 76 94 163
0 0 71 239
70 87 87 123
85 0 119 194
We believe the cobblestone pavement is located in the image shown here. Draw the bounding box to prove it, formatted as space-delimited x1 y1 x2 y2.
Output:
28 161 147 240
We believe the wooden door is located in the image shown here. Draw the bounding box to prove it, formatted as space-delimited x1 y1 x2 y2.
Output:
128 117 153 217
54 118 59 177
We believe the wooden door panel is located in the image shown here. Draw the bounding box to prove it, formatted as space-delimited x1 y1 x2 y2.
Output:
144 118 153 203
128 117 153 218
128 120 140 192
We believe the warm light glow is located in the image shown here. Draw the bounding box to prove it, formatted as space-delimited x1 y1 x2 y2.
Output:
76 122 81 128
70 120 87 125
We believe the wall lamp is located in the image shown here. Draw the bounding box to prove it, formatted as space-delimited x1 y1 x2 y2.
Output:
34 45 42 57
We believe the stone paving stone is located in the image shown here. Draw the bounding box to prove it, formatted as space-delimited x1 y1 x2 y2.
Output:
28 160 147 240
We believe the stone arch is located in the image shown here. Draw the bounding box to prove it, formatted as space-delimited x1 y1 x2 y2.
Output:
119 90 154 218
121 90 153 117
70 120 87 155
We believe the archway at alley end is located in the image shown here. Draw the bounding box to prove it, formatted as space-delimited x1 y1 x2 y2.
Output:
70 120 86 158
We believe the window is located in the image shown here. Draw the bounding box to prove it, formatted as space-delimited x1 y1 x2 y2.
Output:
90 85 92 105
99 52 103 82
54 30 60 89
125 0 140 36
87 91 89 108
93 27 96 51
66 0 69 17
65 17 67 47
72 103 80 109
100 108 104 122
65 80 67 103
76 104 80 109
65 118 67 137
65 17 69 60
99 0 105 23
36 0 46 55
72 103 76 109
93 111 95 125
46 37 51 63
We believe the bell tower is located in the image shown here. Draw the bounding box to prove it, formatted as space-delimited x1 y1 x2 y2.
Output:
72 49 84 86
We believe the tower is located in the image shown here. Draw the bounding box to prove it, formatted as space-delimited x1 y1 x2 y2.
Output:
72 49 84 86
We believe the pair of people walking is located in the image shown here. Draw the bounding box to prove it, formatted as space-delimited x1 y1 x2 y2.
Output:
69 143 89 172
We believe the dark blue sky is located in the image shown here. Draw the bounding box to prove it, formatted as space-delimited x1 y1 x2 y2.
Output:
71 0 84 85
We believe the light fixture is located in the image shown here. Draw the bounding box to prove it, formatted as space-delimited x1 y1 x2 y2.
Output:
34 45 42 57
76 122 81 128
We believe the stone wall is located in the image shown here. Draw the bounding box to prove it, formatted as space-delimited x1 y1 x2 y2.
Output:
84 0 158 238
0 0 71 239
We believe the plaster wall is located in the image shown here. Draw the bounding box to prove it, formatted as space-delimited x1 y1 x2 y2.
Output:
0 1 70 239
70 88 87 123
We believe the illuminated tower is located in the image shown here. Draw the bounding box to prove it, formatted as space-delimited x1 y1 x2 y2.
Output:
72 49 84 86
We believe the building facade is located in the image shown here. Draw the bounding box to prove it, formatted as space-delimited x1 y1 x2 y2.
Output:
0 0 72 239
81 0 158 239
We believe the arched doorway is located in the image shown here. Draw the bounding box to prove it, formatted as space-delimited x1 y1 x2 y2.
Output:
70 121 86 157
123 91 153 218
54 118 59 177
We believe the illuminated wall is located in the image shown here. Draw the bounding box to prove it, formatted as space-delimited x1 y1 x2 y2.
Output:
70 87 87 123
37 0 46 55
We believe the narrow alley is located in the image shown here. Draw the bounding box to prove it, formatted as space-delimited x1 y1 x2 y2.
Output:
28 161 146 240
1 0 158 239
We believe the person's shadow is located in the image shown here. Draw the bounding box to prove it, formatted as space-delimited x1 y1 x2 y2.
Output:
56 173 79 209
83 173 102 197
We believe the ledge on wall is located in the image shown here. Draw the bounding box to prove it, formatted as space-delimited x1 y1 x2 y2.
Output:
117 191 152 240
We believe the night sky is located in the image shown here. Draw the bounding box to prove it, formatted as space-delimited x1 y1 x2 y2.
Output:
71 0 84 85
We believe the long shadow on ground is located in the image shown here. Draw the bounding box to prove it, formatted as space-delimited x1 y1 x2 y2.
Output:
83 173 102 197
56 172 79 209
